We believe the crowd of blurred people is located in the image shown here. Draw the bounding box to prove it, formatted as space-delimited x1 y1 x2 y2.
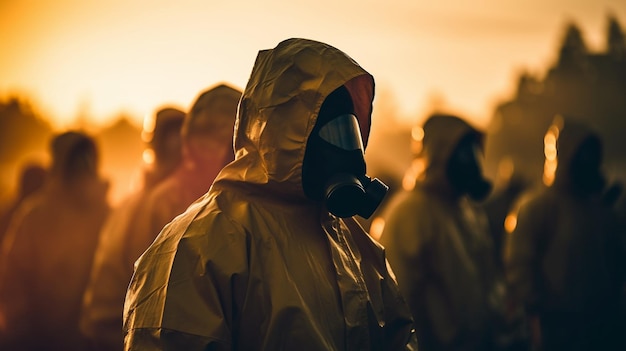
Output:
0 37 624 351
375 113 626 351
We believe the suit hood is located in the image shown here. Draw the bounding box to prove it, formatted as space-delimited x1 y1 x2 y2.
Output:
409 114 483 195
546 117 602 190
214 38 375 199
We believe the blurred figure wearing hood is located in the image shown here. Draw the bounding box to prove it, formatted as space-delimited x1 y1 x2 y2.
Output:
505 116 625 350
0 130 110 351
125 84 241 260
377 114 501 351
80 107 185 351
123 38 417 350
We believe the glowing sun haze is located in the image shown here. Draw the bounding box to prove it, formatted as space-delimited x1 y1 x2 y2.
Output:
1 0 624 129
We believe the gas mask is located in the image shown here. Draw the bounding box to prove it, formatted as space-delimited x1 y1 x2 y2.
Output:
446 133 492 201
302 86 388 219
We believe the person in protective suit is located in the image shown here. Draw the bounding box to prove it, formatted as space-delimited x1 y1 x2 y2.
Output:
377 114 501 351
125 84 242 257
123 38 417 350
0 130 110 351
80 107 185 351
505 117 625 351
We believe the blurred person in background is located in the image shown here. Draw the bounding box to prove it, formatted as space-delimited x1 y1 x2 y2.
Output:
505 116 625 351
0 162 47 245
125 83 242 257
80 107 185 351
140 107 187 189
377 114 504 351
482 173 529 275
123 38 417 350
0 130 110 351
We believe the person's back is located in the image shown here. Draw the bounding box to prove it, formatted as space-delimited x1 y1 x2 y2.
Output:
378 114 500 351
123 38 417 350
0 131 110 351
80 107 185 351
505 117 625 350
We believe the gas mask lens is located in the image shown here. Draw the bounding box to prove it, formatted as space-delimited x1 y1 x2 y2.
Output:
317 114 364 152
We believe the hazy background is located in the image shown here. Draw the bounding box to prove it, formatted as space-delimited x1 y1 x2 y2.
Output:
1 0 625 207
2 0 625 127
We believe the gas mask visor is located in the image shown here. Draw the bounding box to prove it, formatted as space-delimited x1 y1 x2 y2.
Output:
316 113 388 219
318 113 365 152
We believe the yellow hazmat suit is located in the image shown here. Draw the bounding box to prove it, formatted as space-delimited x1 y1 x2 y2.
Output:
378 116 497 350
123 38 417 350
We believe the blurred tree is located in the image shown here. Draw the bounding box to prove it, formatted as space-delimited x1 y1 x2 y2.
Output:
0 97 53 206
608 14 626 59
485 14 626 188
0 97 144 209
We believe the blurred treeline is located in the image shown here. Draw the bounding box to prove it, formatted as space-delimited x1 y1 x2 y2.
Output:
2 14 626 211
485 14 626 189
0 99 144 208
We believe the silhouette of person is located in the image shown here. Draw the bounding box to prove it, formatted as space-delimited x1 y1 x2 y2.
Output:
123 38 417 350
0 130 110 351
125 84 242 259
482 174 529 274
505 117 625 351
377 114 501 351
0 162 47 245
80 107 185 351
141 107 187 190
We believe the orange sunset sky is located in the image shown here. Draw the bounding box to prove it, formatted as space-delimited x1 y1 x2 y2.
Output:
1 0 625 130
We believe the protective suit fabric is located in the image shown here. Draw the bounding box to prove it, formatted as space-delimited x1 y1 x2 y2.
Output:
378 116 497 350
504 120 625 349
127 166 215 256
0 177 109 351
123 38 417 351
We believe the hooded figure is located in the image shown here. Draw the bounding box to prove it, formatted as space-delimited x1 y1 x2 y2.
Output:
377 114 499 351
126 84 242 257
0 131 110 351
123 38 417 351
80 107 185 351
142 107 187 189
505 117 625 350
